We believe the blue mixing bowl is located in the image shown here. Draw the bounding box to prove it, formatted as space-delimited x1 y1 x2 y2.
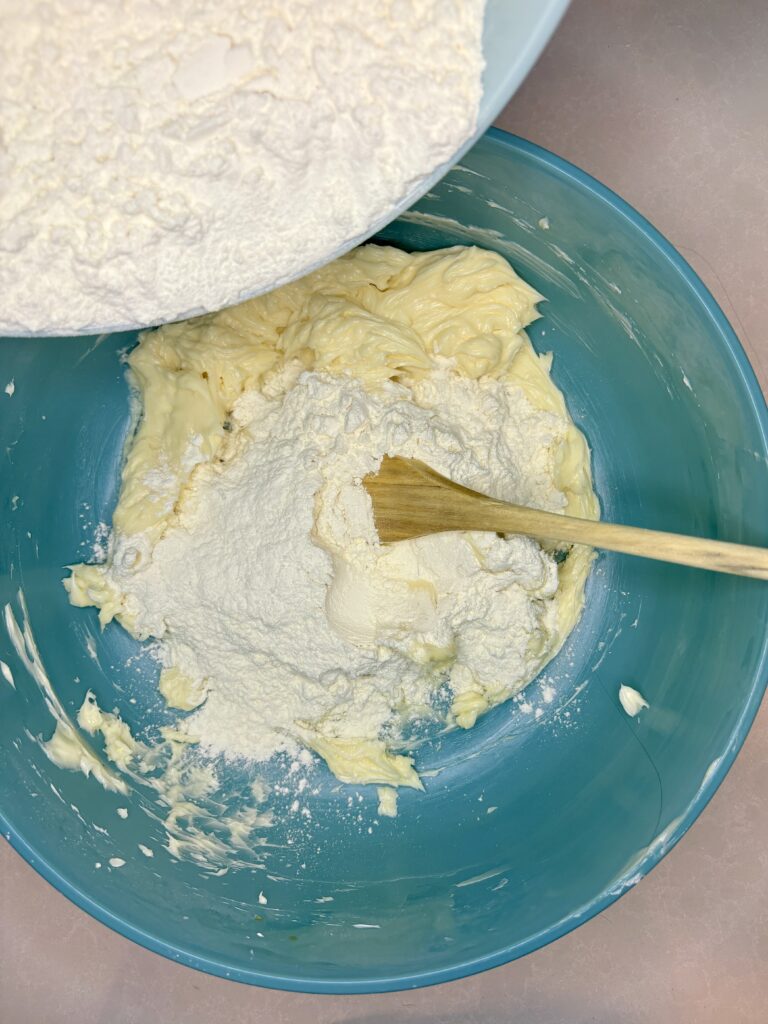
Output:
2 130 767 992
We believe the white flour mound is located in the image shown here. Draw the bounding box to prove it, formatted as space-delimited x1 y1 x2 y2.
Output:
65 244 598 789
107 368 568 765
0 0 485 335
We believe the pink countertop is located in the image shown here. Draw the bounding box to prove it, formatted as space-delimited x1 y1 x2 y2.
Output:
2 1 766 1020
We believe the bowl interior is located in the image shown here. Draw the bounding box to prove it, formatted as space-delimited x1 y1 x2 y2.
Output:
1 131 767 993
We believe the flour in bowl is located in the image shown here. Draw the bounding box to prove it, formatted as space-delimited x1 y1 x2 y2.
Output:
66 245 598 788
1 1 485 335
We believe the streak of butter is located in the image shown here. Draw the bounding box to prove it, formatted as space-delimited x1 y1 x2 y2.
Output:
159 666 208 711
66 244 598 789
4 593 127 793
554 544 596 641
376 786 398 818
43 720 128 795
77 691 140 770
0 658 15 687
307 736 423 790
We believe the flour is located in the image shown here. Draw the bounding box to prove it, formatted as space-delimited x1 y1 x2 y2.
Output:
0 0 485 335
104 369 569 777
66 244 598 789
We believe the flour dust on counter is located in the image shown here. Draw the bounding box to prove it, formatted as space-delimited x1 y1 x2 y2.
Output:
65 244 598 815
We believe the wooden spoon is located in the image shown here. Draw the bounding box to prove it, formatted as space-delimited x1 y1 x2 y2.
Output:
363 456 768 580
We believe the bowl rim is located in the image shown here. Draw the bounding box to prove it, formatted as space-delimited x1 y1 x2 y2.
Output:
2 127 768 994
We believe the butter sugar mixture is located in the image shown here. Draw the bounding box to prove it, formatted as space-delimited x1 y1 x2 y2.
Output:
67 245 598 789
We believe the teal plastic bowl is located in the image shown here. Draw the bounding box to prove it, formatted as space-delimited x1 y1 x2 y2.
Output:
2 130 767 992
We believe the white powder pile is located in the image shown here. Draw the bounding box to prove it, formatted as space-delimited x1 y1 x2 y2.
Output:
105 367 568 769
66 244 598 790
0 0 485 335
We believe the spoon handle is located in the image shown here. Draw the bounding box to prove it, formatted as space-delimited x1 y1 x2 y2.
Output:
484 500 768 580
